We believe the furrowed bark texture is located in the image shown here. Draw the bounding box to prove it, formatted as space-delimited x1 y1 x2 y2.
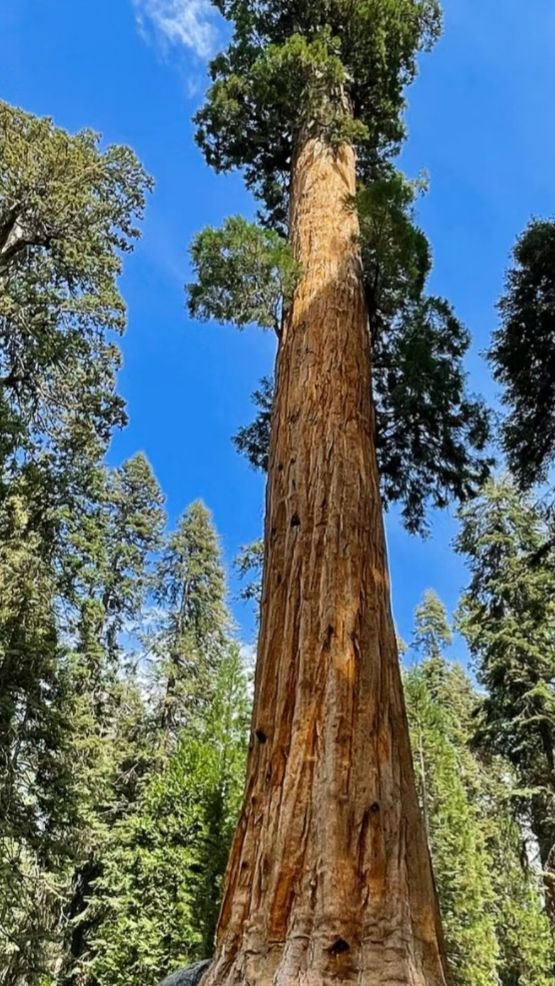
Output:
202 139 449 986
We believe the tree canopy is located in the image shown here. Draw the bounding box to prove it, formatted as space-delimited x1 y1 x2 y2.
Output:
490 219 555 489
194 0 441 226
0 101 151 501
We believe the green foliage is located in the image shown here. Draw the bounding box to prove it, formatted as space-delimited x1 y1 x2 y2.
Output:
0 100 154 984
491 807 554 986
234 539 265 609
59 459 166 986
0 101 152 499
357 172 431 321
405 592 554 986
359 174 492 530
86 646 250 986
457 478 555 881
57 497 247 986
66 454 166 660
153 501 230 735
490 220 555 488
411 588 452 659
406 662 499 986
195 0 441 224
188 217 299 333
373 293 491 532
0 495 75 986
232 378 273 473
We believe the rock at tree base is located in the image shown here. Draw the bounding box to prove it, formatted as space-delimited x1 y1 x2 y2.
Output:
158 959 211 986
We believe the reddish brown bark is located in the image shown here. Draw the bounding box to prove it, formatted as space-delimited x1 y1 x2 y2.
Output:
202 138 449 986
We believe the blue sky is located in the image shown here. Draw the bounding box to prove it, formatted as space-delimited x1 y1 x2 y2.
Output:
1 0 554 651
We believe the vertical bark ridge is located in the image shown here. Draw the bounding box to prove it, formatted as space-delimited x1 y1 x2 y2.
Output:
201 138 449 986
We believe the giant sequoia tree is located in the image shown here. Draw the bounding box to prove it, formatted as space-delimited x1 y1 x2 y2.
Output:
187 4 492 986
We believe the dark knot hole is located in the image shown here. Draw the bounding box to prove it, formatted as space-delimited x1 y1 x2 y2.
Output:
328 938 350 956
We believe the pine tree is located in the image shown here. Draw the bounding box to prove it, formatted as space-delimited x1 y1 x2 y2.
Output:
0 494 74 986
405 590 554 985
456 478 555 927
84 645 249 986
153 501 229 738
490 220 555 489
405 593 499 986
412 590 452 660
487 783 554 986
60 457 165 986
183 3 493 983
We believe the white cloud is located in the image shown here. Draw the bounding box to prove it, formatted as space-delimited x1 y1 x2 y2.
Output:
133 0 219 60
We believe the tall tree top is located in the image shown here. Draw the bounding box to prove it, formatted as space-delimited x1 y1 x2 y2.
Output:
490 219 555 490
195 0 442 224
412 589 452 661
0 101 153 512
155 500 229 654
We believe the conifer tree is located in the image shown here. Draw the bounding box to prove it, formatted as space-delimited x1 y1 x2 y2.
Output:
0 494 74 986
83 501 249 986
412 590 452 660
406 590 554 985
0 100 151 516
183 4 495 984
490 220 555 489
60 457 165 986
0 99 152 985
457 478 555 926
153 501 229 738
405 663 499 986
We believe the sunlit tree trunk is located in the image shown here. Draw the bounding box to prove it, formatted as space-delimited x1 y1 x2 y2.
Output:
202 138 449 986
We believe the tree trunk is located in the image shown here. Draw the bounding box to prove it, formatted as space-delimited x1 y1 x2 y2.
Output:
202 138 448 986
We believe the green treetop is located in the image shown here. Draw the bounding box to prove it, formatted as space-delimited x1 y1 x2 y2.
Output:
490 220 555 489
66 453 165 658
0 101 152 510
412 589 452 661
194 0 441 226
154 502 231 735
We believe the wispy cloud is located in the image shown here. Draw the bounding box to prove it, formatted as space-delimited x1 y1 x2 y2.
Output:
133 0 220 60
